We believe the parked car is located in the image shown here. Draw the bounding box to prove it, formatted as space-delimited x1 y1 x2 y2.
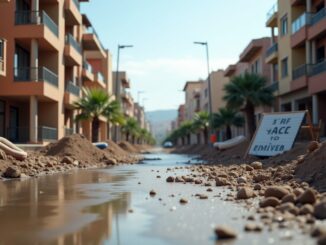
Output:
163 141 173 148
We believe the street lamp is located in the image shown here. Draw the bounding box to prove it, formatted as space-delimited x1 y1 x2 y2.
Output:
137 90 145 103
194 41 213 140
114 44 133 142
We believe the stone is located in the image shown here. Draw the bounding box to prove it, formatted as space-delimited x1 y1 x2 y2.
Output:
175 176 185 183
194 179 202 184
61 156 74 165
0 150 7 160
3 166 21 178
308 141 320 152
297 188 317 205
237 187 254 200
259 197 281 208
179 198 188 204
314 201 326 220
215 177 228 186
281 194 296 204
253 174 270 182
299 204 314 215
311 225 326 237
214 225 237 240
277 203 299 215
245 165 254 171
254 184 262 191
149 190 156 196
237 177 247 184
199 194 208 199
244 223 263 232
318 235 326 245
265 186 289 199
105 158 117 165
251 161 263 170
166 176 175 183
206 188 213 192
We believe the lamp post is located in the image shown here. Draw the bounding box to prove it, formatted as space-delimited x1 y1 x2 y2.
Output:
114 44 133 142
194 41 213 141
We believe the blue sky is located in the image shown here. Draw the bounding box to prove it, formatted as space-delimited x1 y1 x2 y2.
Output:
81 0 276 111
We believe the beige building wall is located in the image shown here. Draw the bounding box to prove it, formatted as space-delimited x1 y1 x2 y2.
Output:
183 81 204 121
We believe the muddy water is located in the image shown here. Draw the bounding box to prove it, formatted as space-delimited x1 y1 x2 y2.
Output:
0 152 317 245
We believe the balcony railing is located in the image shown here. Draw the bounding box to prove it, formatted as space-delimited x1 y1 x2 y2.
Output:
266 3 278 21
311 8 326 25
7 126 57 143
292 64 310 80
65 33 82 54
87 27 106 51
292 12 311 34
66 81 80 96
266 43 278 57
15 11 59 37
96 72 106 83
14 66 58 87
83 60 93 74
72 0 80 10
266 81 279 92
309 60 326 77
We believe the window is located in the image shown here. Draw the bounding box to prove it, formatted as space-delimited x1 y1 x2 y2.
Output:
281 15 288 36
0 40 3 60
204 88 208 98
281 57 288 78
316 46 325 63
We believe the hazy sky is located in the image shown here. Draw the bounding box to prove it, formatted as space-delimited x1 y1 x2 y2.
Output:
81 0 276 111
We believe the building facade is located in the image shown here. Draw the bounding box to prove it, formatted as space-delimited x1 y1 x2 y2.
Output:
0 0 113 144
183 81 204 121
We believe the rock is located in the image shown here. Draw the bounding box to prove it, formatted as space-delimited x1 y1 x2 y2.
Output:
149 190 156 196
297 188 317 205
61 156 74 165
206 188 213 192
105 158 117 165
237 177 247 184
3 166 21 178
166 176 175 183
254 184 262 191
215 177 228 186
293 188 304 197
194 179 202 184
314 201 326 219
245 165 254 171
259 197 281 208
0 150 7 160
251 161 263 170
214 225 237 240
265 186 289 199
308 141 320 152
282 194 296 204
199 194 208 199
175 176 185 182
179 198 188 204
73 160 79 167
277 203 299 215
311 225 326 237
237 187 254 200
244 223 263 232
253 174 270 182
299 204 314 215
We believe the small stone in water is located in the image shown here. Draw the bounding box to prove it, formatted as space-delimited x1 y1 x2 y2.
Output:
149 190 156 196
214 225 237 239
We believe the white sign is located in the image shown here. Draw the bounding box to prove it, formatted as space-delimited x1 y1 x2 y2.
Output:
249 112 306 157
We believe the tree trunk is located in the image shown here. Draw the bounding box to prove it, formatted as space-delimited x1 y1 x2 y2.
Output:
92 117 100 143
126 132 130 142
197 133 201 144
181 137 185 146
187 134 191 145
203 127 208 144
245 101 256 139
226 125 232 140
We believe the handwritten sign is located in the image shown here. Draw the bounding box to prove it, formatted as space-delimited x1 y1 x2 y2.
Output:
249 112 306 157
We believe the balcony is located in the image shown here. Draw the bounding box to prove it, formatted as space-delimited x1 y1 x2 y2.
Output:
308 60 326 94
14 11 59 50
94 72 106 88
309 8 326 39
65 0 82 26
14 67 58 87
122 90 133 105
64 34 82 66
82 60 95 82
266 81 279 93
64 81 80 107
265 43 278 64
224 64 236 77
291 12 310 48
291 64 309 91
309 60 326 77
266 3 278 27
82 25 106 58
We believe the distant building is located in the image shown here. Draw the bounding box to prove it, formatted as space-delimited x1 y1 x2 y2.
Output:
177 104 185 127
183 81 204 121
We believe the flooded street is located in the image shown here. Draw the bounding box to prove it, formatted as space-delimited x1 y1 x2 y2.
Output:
0 151 318 245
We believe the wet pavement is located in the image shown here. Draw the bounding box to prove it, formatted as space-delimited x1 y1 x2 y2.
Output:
0 151 318 245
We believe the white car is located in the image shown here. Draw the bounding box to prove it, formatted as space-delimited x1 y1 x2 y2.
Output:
163 141 173 148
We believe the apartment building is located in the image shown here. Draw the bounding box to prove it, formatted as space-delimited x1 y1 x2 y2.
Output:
134 102 145 129
265 0 326 131
183 81 204 121
200 70 230 114
0 0 113 144
177 104 185 127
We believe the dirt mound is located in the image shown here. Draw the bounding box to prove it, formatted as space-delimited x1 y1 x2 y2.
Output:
45 134 111 164
118 141 138 153
295 141 326 192
105 139 129 156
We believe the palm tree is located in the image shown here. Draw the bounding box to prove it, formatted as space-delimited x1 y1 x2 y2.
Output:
212 108 244 140
193 111 210 144
74 87 123 142
223 73 274 139
179 121 194 145
121 118 139 142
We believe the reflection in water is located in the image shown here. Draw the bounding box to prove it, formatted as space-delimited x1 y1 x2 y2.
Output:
0 169 132 245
